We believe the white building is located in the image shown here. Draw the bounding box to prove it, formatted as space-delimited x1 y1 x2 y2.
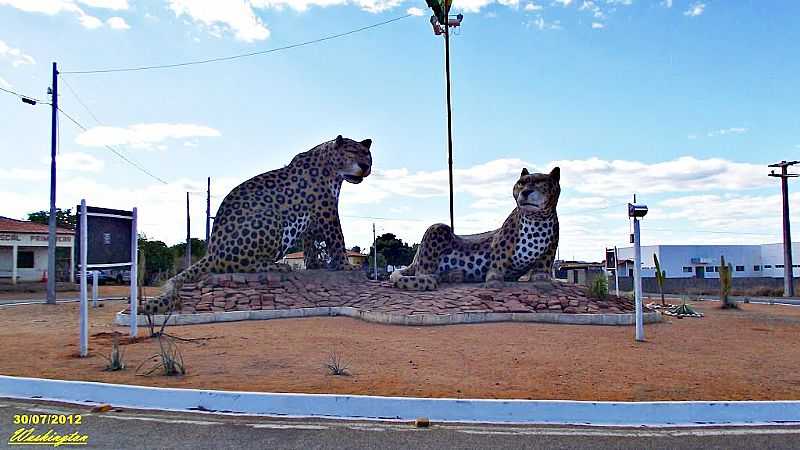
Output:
614 243 800 279
0 217 75 284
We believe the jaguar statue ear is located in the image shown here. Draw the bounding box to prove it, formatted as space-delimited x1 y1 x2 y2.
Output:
550 166 560 182
335 135 344 147
360 138 372 149
520 168 530 177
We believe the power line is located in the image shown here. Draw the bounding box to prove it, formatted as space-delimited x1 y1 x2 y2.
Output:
61 77 102 124
61 14 413 75
56 106 169 185
0 85 48 104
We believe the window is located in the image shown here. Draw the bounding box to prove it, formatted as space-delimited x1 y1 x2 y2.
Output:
735 265 744 272
708 266 717 272
682 266 693 273
754 265 761 271
765 265 772 269
777 265 785 269
16 251 34 269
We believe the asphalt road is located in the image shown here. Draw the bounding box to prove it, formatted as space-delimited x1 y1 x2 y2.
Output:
0 399 798 449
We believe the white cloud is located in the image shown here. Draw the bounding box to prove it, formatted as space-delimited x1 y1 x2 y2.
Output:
684 2 704 17
453 0 495 13
79 14 103 28
526 15 561 30
591 21 604 28
0 168 47 182
56 152 106 172
106 16 130 29
77 0 128 9
76 123 221 149
553 0 571 6
406 6 424 15
0 0 122 29
0 76 10 88
661 0 672 7
707 127 748 137
0 40 35 67
524 2 542 10
168 0 270 41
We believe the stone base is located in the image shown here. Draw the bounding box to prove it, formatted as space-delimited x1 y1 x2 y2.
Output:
130 270 644 319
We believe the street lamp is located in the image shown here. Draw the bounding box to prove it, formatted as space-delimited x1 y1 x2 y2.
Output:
426 0 463 232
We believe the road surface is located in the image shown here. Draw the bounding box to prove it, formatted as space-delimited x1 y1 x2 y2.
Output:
1 399 798 449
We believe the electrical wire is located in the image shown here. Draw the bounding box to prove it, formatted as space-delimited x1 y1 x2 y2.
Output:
59 78 170 185
56 106 170 185
61 14 413 75
0 85 48 104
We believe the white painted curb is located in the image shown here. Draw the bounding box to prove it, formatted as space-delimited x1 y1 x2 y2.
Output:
115 307 662 327
1 375 798 427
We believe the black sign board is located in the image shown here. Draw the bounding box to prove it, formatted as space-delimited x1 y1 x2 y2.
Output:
75 206 133 268
605 248 617 270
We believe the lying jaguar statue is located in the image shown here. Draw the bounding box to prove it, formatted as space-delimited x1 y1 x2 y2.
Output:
390 167 560 290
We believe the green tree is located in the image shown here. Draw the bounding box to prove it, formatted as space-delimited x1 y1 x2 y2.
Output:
170 238 207 259
27 208 76 230
374 233 416 267
350 245 362 253
138 235 174 285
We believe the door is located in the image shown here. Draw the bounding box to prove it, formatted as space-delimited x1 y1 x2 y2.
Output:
695 266 705 279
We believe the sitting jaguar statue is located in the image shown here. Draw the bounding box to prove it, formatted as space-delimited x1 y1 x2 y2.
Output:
390 167 560 290
143 135 373 316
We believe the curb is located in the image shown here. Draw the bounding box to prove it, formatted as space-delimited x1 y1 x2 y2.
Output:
115 307 662 327
0 375 798 427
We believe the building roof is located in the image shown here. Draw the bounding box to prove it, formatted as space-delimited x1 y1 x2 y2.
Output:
0 216 74 235
283 250 366 260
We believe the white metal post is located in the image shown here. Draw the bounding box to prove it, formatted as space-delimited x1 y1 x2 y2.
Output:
614 246 620 298
130 207 138 338
633 218 644 342
79 200 88 357
373 223 378 281
92 270 99 307
69 242 75 283
11 244 17 285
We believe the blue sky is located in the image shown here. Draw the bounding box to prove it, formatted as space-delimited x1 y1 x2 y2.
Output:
1 0 798 261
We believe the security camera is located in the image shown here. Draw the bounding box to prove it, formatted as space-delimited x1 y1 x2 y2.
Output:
628 203 648 218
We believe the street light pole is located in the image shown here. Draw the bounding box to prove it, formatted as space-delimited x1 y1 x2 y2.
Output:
444 21 455 232
426 1 462 233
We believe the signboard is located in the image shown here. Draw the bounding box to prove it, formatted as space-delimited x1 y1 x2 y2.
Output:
605 248 617 270
75 206 134 269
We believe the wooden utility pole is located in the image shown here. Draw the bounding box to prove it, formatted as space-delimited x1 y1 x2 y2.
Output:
185 192 191 269
205 177 212 244
47 62 58 304
769 160 798 297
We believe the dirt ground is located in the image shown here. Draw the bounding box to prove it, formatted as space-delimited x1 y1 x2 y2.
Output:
0 285 160 301
0 299 799 401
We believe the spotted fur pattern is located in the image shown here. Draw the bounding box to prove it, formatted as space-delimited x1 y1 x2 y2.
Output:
390 167 560 290
144 135 373 315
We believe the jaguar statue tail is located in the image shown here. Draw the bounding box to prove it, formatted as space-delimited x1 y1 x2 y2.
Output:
142 255 213 316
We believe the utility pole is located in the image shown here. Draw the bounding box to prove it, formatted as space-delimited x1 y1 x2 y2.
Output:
769 160 798 297
426 1 463 232
185 192 191 270
373 223 378 281
205 177 212 244
47 62 58 305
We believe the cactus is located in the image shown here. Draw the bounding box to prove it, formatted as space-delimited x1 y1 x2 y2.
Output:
654 253 666 306
719 255 737 309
